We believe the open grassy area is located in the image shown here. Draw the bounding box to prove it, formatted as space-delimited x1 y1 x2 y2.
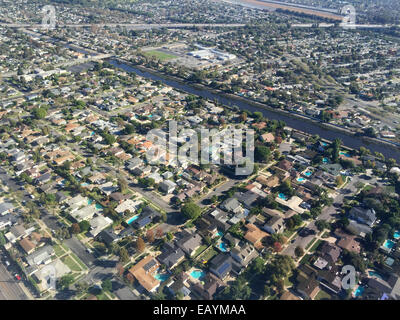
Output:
143 50 177 61
309 239 323 253
193 245 208 259
200 247 218 262
299 254 312 265
315 289 332 300
62 256 82 272
53 244 67 257
69 252 87 270
96 291 111 300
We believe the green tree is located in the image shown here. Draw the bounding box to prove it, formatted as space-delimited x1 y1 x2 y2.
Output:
255 145 271 162
32 107 47 119
79 220 91 232
58 275 74 290
102 279 112 292
119 247 130 263
294 246 304 257
181 201 202 220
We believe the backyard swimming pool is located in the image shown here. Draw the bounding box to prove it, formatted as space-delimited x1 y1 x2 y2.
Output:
154 272 170 282
127 215 139 224
190 270 206 280
354 285 364 297
216 231 224 237
322 157 329 164
219 242 228 252
340 151 351 158
368 270 384 280
278 193 288 201
394 231 400 240
304 171 312 177
383 239 395 250
297 177 306 182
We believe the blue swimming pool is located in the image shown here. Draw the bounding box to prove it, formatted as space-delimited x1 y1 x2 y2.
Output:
354 285 364 297
322 157 329 164
219 242 228 252
304 171 312 177
216 231 223 237
190 270 206 280
394 231 400 240
368 271 384 280
340 151 351 158
297 177 306 182
127 215 139 224
278 193 288 201
383 239 395 250
154 273 170 282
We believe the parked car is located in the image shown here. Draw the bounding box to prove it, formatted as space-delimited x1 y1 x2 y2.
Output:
15 274 21 281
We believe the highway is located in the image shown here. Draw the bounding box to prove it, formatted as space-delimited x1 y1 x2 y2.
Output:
0 23 245 29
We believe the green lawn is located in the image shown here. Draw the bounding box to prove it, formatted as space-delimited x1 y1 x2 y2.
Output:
315 289 332 300
70 252 88 270
193 245 208 259
143 50 177 61
299 254 311 265
53 244 67 257
309 239 323 253
305 238 317 251
200 248 218 262
96 291 110 300
62 256 82 272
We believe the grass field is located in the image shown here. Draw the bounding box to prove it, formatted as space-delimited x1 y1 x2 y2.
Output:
315 289 332 300
70 252 87 270
309 239 323 253
53 244 67 258
143 50 177 61
62 256 82 272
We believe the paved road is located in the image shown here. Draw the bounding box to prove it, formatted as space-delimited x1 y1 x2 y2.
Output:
77 259 119 291
114 281 140 300
197 179 238 208
0 262 29 300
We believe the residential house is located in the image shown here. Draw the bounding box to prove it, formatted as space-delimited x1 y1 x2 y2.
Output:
244 223 268 250
349 207 377 227
156 242 185 270
221 198 243 214
132 206 162 229
25 245 55 266
177 231 203 257
209 253 233 280
230 241 258 270
159 180 177 194
128 255 160 293
262 212 284 234
89 215 113 237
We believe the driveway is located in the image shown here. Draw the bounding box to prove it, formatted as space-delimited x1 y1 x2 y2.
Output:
64 236 95 267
